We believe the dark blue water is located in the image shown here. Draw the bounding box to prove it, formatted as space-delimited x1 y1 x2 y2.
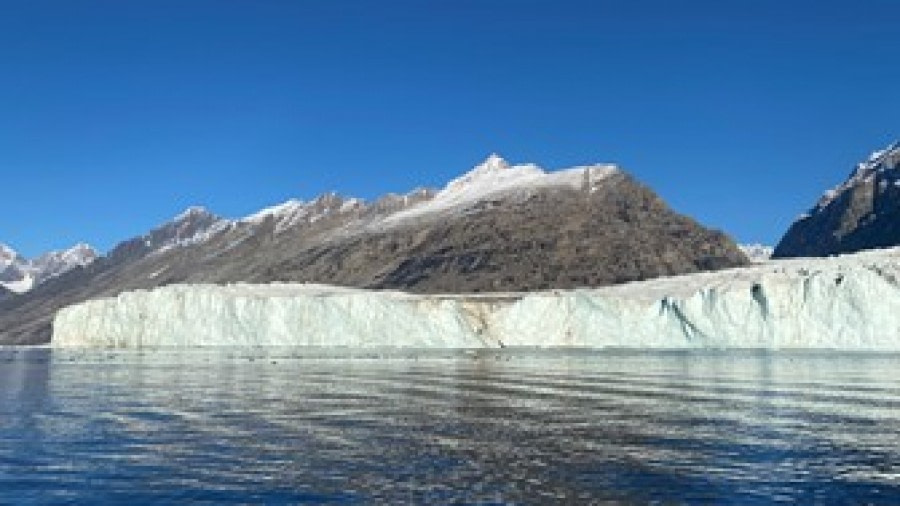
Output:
2 348 900 504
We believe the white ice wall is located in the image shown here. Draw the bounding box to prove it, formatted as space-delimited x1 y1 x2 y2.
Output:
53 285 495 348
52 248 900 349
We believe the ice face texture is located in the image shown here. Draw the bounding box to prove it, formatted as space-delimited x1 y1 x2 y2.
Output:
52 247 900 349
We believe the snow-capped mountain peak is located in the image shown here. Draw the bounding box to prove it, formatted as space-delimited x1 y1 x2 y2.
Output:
860 141 900 168
62 243 98 265
0 243 19 261
143 207 231 254
0 242 98 293
813 141 900 212
30 243 99 285
476 153 511 171
171 206 219 225
33 243 97 268
378 155 619 228
442 154 543 196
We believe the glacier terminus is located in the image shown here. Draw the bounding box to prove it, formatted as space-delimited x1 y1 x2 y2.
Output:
52 246 900 350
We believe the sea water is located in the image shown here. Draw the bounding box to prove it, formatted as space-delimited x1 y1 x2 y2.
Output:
2 347 900 503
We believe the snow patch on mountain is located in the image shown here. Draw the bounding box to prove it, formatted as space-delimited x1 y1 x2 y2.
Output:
243 199 307 228
380 154 619 228
2 273 34 294
240 193 363 234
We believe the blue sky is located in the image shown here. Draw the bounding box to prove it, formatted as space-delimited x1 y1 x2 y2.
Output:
1 0 897 256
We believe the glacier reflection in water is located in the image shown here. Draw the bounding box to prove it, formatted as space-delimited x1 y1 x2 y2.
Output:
2 347 900 503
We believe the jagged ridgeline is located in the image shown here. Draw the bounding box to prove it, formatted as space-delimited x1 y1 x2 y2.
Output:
0 243 98 294
0 155 747 344
775 142 900 258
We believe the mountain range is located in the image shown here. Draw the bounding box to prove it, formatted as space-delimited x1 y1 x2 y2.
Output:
0 154 748 344
0 243 97 295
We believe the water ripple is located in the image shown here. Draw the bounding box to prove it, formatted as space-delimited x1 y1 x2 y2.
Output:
2 348 900 503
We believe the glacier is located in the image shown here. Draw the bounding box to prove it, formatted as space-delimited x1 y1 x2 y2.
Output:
52 247 900 349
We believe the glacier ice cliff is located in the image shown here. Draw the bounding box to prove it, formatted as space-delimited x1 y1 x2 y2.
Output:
52 247 900 349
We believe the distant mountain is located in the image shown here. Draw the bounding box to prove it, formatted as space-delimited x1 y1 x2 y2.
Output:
103 206 229 264
0 154 748 344
0 242 97 293
775 142 900 258
739 244 773 263
30 243 98 286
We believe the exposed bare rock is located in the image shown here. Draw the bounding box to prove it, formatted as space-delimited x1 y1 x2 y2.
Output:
775 142 900 258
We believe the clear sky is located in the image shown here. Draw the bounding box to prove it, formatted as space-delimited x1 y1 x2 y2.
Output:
1 0 897 257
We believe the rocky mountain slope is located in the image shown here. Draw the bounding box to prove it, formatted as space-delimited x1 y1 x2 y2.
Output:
775 142 900 258
0 155 748 344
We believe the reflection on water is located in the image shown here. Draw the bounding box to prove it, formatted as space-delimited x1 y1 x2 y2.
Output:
2 347 900 503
